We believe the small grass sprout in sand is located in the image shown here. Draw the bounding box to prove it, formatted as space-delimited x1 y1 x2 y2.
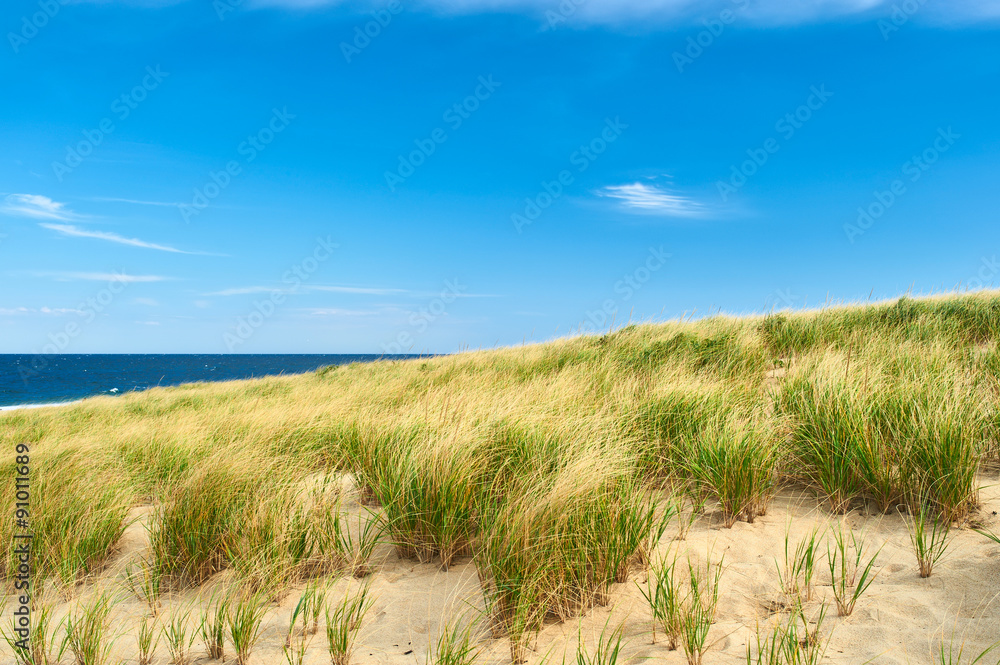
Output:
777 527 822 603
575 621 627 665
745 603 830 665
164 605 197 665
680 554 724 665
826 522 881 616
199 593 229 660
326 583 374 665
935 629 999 664
284 581 326 665
639 552 684 649
430 616 481 665
137 615 160 665
301 580 327 635
64 591 119 665
228 590 270 665
906 503 951 578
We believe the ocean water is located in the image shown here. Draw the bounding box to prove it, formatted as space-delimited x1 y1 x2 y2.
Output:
0 354 423 409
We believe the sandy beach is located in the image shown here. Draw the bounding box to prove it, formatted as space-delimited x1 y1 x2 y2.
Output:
5 476 998 665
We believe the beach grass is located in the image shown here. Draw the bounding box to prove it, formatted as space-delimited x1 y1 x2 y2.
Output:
3 290 1000 661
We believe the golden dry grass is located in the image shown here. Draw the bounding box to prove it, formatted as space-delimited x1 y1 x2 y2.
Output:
3 291 1000 663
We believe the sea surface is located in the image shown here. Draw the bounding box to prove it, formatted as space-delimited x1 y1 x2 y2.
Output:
0 354 424 409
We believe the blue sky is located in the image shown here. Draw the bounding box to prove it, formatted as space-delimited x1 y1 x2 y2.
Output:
1 0 999 353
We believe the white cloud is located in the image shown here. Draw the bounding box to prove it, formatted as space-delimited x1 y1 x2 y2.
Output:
1 195 221 254
90 196 184 208
1 194 81 221
597 181 705 217
305 308 383 316
202 284 499 298
202 284 408 296
238 0 999 24
39 223 207 255
30 271 171 283
202 286 284 296
133 297 160 306
309 285 408 295
0 306 84 316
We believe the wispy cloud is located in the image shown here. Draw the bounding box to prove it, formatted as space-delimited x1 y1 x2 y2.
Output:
202 284 408 297
309 285 409 295
304 308 383 316
0 306 85 316
234 0 999 24
202 284 499 298
0 194 221 254
64 0 1000 25
39 223 215 255
29 271 172 283
1 194 81 221
597 181 705 217
90 196 184 208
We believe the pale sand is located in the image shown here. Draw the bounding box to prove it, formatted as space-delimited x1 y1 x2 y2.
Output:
0 401 81 412
4 474 999 665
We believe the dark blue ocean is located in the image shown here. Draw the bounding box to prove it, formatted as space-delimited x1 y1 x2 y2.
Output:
0 354 424 408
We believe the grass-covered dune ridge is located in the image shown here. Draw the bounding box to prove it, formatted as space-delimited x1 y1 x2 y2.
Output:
3 291 1000 663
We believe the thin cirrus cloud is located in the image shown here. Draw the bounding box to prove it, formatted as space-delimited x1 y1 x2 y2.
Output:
237 0 997 24
1 194 218 255
90 196 184 208
0 306 85 316
71 0 1000 22
596 181 705 217
202 285 501 298
202 285 409 297
304 308 384 316
0 193 81 221
39 223 218 255
29 271 172 283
